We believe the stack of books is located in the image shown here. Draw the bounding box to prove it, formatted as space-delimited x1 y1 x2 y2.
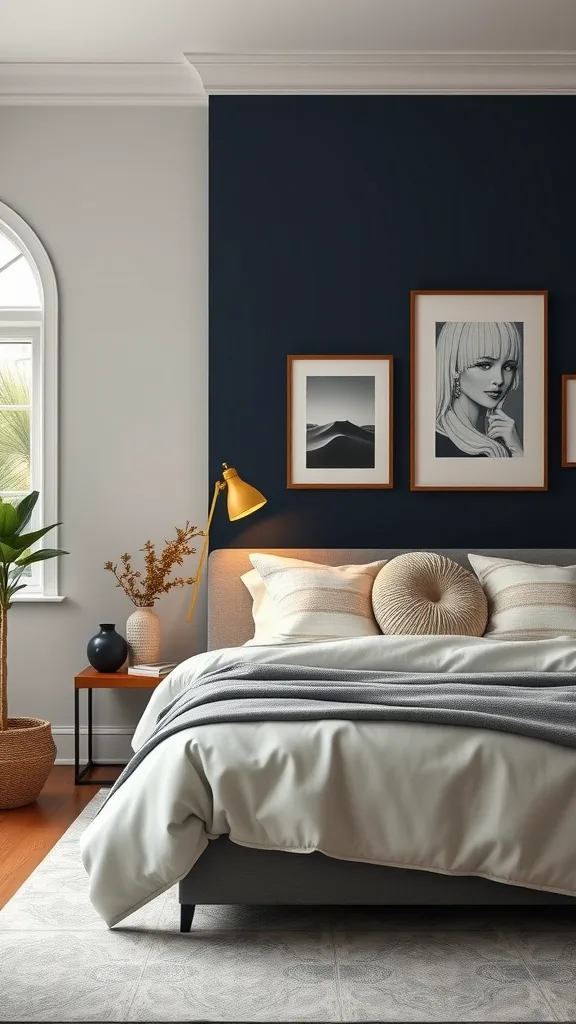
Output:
127 661 177 677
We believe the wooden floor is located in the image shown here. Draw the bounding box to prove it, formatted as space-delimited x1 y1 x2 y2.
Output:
0 765 121 911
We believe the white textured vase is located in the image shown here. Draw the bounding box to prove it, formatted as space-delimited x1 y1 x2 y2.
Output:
126 606 161 666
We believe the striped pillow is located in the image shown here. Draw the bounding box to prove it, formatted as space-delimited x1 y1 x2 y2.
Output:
467 554 576 640
247 553 387 644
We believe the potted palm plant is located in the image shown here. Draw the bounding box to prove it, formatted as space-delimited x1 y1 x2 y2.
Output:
0 490 67 809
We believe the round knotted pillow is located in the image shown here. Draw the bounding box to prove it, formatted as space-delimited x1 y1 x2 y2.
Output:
372 552 488 636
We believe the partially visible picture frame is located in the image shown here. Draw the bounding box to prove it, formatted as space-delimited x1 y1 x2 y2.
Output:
287 355 393 489
561 374 576 467
410 290 548 491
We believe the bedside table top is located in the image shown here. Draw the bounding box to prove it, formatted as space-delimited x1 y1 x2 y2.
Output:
75 666 165 688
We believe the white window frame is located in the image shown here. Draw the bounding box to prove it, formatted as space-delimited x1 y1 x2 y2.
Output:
0 322 40 592
0 202 62 602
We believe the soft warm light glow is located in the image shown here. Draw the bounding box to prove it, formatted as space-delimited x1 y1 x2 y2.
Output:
229 499 267 522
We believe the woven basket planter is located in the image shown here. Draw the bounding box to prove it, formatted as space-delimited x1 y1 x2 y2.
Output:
0 718 56 810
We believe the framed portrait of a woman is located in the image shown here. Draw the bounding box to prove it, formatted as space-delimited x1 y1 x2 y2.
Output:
410 290 548 491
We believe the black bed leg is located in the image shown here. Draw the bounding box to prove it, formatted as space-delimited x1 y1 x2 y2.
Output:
180 904 196 933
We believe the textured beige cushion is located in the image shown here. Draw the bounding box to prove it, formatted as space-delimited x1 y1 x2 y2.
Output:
247 552 386 644
468 554 576 640
372 552 488 636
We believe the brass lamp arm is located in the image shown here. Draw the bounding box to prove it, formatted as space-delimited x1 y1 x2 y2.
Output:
186 478 226 623
186 461 266 626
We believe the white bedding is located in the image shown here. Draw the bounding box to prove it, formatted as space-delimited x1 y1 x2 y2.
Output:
80 635 576 927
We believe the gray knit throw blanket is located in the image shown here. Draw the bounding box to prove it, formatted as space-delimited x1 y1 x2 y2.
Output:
101 660 576 806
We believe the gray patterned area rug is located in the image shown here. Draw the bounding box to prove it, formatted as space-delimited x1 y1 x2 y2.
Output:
1 792 576 1022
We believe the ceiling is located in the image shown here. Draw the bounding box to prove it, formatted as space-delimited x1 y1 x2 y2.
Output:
1 0 576 63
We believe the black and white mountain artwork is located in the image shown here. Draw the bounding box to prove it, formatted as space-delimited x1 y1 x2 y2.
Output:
305 375 375 469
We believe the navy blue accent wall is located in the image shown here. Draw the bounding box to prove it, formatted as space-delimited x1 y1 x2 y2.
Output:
209 96 576 550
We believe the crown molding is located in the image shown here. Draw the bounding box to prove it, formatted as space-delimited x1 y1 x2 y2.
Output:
185 51 576 95
2 53 575 103
0 62 207 105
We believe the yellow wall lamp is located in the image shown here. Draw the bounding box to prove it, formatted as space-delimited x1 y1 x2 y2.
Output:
186 463 267 622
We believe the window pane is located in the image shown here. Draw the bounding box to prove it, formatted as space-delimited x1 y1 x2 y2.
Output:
0 232 21 269
0 346 31 494
0 492 27 505
0 343 32 400
0 256 41 308
0 410 30 492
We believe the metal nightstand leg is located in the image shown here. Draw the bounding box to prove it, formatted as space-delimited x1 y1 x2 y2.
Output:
87 686 93 764
74 687 117 787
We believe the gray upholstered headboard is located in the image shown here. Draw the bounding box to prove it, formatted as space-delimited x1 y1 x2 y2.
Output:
207 548 576 651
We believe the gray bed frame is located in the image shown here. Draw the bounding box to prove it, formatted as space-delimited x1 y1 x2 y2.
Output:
179 548 576 930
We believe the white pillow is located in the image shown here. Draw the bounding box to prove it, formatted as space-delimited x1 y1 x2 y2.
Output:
246 552 387 645
240 568 281 646
468 553 576 640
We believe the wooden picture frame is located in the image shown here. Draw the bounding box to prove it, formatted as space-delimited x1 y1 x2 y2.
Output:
287 354 393 489
410 290 548 491
561 374 576 467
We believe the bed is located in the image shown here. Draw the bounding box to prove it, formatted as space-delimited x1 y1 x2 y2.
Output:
178 548 576 928
80 548 576 930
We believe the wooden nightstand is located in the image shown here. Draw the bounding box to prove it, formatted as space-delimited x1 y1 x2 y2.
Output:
74 667 163 786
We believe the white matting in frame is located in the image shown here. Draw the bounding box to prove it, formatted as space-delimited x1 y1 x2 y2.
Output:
410 291 548 491
287 355 393 488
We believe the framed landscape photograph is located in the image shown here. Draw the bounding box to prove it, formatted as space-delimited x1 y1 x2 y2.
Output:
562 374 576 467
410 290 548 491
287 355 393 488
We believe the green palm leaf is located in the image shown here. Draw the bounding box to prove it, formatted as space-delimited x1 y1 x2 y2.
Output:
15 547 68 567
14 491 38 533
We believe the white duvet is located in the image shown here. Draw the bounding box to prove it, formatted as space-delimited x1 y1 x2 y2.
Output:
80 635 576 926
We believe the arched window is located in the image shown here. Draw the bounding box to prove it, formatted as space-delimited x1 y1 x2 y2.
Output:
0 202 60 600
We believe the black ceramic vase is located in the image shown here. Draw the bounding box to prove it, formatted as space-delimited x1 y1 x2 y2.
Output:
87 623 128 673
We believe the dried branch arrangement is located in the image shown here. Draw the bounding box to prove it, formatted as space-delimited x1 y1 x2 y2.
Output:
104 522 203 607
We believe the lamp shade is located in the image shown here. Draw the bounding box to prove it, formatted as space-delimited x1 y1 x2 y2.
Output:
222 465 267 521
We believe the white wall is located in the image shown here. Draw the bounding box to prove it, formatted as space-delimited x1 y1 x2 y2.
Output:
0 106 208 762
